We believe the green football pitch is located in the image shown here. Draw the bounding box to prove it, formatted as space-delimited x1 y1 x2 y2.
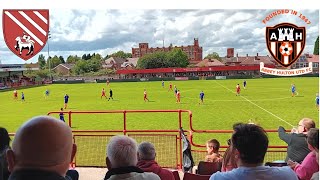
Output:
0 77 319 147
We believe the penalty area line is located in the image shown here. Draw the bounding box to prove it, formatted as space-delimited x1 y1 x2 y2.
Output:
214 81 294 127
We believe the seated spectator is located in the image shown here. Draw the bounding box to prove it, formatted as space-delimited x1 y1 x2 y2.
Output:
1 127 11 180
278 118 315 163
210 123 298 180
288 128 319 180
137 142 174 180
104 135 160 180
6 116 77 180
221 139 237 172
205 139 222 163
192 139 222 174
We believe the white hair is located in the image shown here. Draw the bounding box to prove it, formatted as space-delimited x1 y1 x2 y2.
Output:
138 142 156 160
107 135 138 168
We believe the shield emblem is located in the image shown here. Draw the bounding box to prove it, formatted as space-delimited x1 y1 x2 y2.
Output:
266 23 306 67
2 9 49 61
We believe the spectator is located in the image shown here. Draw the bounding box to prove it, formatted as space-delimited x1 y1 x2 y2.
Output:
104 135 160 180
288 128 319 180
205 139 222 163
1 127 11 180
221 139 237 172
137 142 174 180
6 116 77 180
278 118 315 163
210 123 298 180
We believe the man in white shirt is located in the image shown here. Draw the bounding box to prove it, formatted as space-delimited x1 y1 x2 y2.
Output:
210 123 298 180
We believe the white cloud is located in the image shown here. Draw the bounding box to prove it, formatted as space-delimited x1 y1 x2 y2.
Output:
0 9 318 64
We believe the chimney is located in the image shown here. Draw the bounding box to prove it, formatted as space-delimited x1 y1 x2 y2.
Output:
246 54 248 57
257 53 259 56
236 53 238 57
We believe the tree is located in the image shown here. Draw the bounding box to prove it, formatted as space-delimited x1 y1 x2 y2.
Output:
38 54 46 69
137 49 189 69
205 52 222 61
48 55 62 69
314 36 319 55
59 56 65 64
166 48 189 68
110 51 132 58
66 55 81 64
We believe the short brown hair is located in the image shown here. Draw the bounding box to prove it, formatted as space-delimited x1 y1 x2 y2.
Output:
307 128 319 150
302 118 316 131
207 139 220 151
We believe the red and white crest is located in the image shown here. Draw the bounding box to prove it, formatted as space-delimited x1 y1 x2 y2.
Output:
2 9 49 61
266 23 306 67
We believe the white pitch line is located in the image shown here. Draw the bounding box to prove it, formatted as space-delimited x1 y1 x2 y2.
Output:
214 81 294 127
33 11 47 24
19 11 47 36
5 11 44 46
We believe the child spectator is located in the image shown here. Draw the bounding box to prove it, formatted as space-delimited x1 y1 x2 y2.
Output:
205 139 222 163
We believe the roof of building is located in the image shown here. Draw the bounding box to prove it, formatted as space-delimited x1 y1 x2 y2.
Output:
52 63 74 70
105 57 127 65
126 58 139 67
239 56 275 65
195 59 225 67
307 55 319 63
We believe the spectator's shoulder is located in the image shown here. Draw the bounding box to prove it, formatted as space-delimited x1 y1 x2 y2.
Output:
273 166 299 180
144 172 161 180
210 171 234 180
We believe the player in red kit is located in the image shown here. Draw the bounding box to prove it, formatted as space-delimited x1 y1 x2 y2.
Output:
176 90 181 103
101 88 107 99
236 84 241 96
168 83 173 91
144 89 149 102
13 89 18 99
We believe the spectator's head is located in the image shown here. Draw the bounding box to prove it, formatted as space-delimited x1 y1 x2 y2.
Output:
106 135 138 169
298 118 315 133
0 127 11 152
206 139 220 154
231 123 268 165
6 116 76 176
137 142 156 161
306 128 319 152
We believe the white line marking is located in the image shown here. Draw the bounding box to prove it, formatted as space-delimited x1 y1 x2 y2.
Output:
19 11 46 36
5 11 44 46
184 96 292 102
33 11 47 24
214 81 294 127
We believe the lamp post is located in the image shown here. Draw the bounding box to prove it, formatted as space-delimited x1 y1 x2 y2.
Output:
47 31 51 79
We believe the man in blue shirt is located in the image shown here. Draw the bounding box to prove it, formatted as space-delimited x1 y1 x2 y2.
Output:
21 92 25 101
59 108 65 122
210 123 298 180
316 93 319 110
291 84 296 97
199 91 205 104
64 94 69 109
243 80 247 89
161 80 164 88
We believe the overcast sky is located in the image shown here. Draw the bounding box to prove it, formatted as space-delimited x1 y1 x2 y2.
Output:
0 9 318 64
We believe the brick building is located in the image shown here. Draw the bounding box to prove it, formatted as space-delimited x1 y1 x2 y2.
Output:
132 38 203 62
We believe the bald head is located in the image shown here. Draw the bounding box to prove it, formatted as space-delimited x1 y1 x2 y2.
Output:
7 116 76 176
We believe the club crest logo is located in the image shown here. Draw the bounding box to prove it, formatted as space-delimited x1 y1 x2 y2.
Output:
266 23 306 67
2 9 49 61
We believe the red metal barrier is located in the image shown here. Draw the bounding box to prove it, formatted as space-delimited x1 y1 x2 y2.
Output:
47 109 194 169
47 109 289 168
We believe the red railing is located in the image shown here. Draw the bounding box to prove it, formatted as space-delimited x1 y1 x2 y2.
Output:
47 109 289 168
47 109 193 169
